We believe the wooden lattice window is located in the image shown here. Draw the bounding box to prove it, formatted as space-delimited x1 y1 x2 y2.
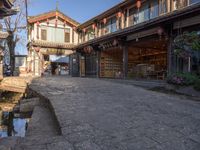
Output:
41 29 47 40
65 30 70 43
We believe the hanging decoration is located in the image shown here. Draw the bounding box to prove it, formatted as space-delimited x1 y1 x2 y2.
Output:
117 12 122 18
83 47 87 53
83 46 93 54
113 39 118 46
35 47 40 52
88 46 93 54
157 27 163 36
63 21 66 27
55 19 58 27
46 19 49 25
136 0 141 9
83 28 87 33
72 26 76 31
55 16 58 27
103 18 107 24
36 21 40 26
92 23 96 30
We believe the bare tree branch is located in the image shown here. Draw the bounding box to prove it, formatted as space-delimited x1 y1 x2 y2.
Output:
2 0 32 74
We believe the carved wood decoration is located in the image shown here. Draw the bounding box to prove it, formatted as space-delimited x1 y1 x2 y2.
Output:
28 10 80 27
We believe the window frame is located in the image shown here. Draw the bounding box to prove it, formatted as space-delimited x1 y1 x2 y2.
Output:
64 28 71 43
41 29 47 41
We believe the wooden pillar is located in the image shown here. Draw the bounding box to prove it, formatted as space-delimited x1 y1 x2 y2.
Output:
96 51 100 78
79 54 85 77
123 44 128 79
33 50 36 76
167 36 173 75
0 55 3 79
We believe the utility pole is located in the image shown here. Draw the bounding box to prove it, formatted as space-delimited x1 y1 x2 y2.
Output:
25 0 28 25
25 0 28 34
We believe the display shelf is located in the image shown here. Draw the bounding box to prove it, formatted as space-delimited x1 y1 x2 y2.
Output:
100 52 122 78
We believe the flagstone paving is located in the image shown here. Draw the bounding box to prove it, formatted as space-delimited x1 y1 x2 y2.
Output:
27 76 200 150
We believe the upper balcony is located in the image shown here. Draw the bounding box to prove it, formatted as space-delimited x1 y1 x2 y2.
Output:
77 0 200 44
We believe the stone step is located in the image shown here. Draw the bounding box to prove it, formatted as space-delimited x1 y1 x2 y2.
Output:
14 105 63 150
0 137 22 150
25 106 60 137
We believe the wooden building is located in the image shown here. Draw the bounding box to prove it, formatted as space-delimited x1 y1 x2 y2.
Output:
74 0 200 79
27 10 79 76
0 0 17 19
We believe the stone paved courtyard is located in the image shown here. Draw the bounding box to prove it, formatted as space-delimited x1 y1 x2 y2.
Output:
28 76 200 150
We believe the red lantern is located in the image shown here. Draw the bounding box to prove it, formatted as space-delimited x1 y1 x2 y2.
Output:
37 21 40 26
35 47 40 52
84 47 87 53
157 27 163 35
92 23 96 30
55 19 58 27
103 18 107 24
113 39 118 46
88 48 91 54
136 0 141 9
72 26 76 31
46 19 49 25
117 12 122 18
83 28 86 33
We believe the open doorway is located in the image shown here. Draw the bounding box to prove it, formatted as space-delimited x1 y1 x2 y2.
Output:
128 37 168 80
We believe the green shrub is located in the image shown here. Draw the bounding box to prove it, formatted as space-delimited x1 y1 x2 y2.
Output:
167 73 198 86
194 79 200 91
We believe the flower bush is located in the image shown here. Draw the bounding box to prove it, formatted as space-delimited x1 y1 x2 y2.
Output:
167 73 198 86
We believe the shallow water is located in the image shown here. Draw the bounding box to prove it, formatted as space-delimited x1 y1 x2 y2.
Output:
0 112 29 138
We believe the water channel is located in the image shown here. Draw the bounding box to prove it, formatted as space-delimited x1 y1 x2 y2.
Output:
0 111 30 138
0 91 31 138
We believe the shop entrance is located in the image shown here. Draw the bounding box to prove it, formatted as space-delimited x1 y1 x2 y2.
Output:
42 55 69 76
100 48 123 78
128 38 167 79
85 53 97 77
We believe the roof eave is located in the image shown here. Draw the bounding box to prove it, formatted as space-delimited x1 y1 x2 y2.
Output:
77 0 130 29
28 10 80 27
75 3 200 49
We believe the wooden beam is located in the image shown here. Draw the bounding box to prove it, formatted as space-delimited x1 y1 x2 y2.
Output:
173 14 200 29
126 27 161 41
0 85 27 93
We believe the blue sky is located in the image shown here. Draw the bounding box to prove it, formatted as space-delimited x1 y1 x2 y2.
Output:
29 0 122 23
16 0 122 55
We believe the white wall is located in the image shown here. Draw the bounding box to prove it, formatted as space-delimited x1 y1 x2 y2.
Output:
30 17 78 44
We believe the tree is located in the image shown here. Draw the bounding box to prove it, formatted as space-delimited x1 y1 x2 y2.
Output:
3 0 28 74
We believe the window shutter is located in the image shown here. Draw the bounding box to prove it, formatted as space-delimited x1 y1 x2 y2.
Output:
41 29 47 40
65 32 70 43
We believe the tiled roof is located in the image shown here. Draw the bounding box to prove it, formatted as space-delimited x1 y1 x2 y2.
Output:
0 31 9 39
28 10 80 27
32 40 76 50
